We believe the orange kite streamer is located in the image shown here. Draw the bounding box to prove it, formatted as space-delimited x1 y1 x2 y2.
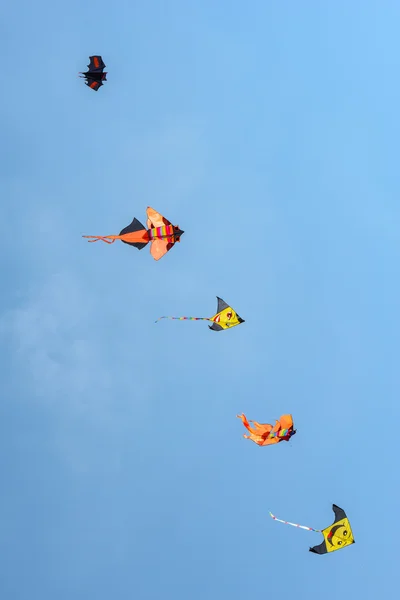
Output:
237 413 296 446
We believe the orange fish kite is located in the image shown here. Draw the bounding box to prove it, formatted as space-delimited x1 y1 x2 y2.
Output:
237 413 296 446
83 207 184 261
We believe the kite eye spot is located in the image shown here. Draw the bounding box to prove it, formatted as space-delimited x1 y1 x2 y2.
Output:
337 541 342 545
343 530 348 536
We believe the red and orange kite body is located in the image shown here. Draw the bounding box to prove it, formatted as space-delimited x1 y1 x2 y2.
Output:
83 207 184 261
237 413 296 446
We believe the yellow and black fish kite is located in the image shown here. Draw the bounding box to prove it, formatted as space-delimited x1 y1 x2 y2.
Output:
269 504 355 555
155 297 245 331
309 505 355 554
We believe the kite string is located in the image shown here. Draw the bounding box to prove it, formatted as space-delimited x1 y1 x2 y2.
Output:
155 316 212 324
269 512 321 532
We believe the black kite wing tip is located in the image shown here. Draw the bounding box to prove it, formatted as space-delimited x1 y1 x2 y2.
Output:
216 296 230 312
332 504 347 521
209 323 223 332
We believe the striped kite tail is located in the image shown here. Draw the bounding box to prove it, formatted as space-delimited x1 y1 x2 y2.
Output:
155 316 212 324
269 512 321 532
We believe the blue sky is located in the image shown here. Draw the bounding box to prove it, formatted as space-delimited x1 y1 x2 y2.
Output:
1 1 399 598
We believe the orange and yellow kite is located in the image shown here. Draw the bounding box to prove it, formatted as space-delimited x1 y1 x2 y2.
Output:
237 413 296 446
83 206 184 261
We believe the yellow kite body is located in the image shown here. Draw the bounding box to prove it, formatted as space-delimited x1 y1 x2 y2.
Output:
209 298 244 331
310 505 355 554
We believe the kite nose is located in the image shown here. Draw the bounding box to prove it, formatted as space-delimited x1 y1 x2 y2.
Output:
176 228 184 237
238 316 245 323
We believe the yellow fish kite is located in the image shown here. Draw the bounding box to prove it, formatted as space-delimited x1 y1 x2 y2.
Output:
155 297 245 331
270 504 355 555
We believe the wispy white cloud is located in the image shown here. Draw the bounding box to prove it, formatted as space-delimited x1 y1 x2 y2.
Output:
1 116 210 472
1 270 111 411
1 262 149 474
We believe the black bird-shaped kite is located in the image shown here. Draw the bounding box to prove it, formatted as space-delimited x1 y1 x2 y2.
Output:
79 56 107 91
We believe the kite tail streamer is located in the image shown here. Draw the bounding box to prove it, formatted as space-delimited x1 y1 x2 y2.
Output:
269 512 321 532
155 316 212 324
82 235 116 244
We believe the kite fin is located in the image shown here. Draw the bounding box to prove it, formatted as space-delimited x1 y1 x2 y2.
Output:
216 297 230 312
209 322 224 331
236 413 254 433
119 218 146 236
118 218 149 249
127 242 148 250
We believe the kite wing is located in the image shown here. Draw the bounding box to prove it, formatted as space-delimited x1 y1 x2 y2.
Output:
244 432 280 446
209 297 245 331
209 322 224 332
85 78 103 91
260 436 280 446
332 505 347 522
88 55 106 72
271 420 281 434
278 414 294 431
310 504 355 555
146 206 172 229
119 218 148 249
150 239 174 261
237 413 273 436
217 297 229 313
